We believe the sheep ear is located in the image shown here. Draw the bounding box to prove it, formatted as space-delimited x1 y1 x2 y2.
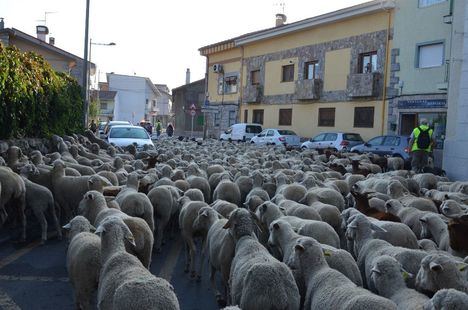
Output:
419 217 427 223
370 222 387 233
87 192 94 200
62 223 71 230
279 206 286 214
371 267 381 275
89 225 96 233
95 225 105 234
294 244 305 253
249 210 263 234
429 262 443 272
201 210 209 218
223 217 233 229
88 179 94 185
273 222 280 230
125 233 136 247
458 263 468 272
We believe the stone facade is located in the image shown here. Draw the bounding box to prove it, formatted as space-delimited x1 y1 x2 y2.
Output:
295 79 322 100
347 73 381 98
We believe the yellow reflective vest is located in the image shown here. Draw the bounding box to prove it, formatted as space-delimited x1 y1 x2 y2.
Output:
411 125 433 152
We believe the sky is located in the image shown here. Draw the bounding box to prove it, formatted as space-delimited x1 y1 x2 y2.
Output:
1 0 369 91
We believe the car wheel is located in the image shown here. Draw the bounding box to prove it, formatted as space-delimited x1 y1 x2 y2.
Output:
250 141 255 144
228 138 232 143
393 154 403 158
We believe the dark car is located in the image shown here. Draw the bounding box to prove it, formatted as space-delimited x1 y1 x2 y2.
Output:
351 135 410 159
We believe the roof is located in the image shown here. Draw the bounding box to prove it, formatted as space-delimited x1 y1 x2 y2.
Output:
0 27 95 68
106 73 161 96
171 78 205 92
199 0 394 55
99 90 117 100
154 84 171 96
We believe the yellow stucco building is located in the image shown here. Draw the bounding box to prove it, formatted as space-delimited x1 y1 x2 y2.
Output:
199 0 395 141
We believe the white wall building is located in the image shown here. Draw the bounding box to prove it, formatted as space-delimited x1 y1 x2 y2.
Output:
107 73 160 125
443 0 468 180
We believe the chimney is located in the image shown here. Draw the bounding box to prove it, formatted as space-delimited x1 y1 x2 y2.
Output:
186 68 191 85
275 13 287 27
0 18 4 30
49 36 55 45
36 25 49 41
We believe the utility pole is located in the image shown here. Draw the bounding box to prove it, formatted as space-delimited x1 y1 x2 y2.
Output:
82 0 91 129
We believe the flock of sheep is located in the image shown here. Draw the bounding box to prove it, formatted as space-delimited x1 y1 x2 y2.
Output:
0 129 468 310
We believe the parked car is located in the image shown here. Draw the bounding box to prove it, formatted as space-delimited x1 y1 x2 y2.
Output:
219 123 262 142
107 125 154 150
98 121 107 136
101 120 131 139
301 132 364 151
351 135 410 159
251 129 301 146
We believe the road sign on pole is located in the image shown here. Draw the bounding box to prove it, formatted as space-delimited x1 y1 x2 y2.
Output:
190 110 196 117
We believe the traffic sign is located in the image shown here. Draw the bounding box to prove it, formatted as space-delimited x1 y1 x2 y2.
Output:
201 107 218 113
190 110 196 116
190 103 196 110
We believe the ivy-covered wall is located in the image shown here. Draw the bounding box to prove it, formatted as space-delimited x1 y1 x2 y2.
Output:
0 44 84 138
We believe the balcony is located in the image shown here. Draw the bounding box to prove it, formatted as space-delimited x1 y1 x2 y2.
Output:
243 84 263 103
347 72 381 98
295 79 322 100
99 109 114 116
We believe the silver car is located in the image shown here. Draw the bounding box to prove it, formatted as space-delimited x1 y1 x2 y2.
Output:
301 132 364 151
107 125 154 150
251 129 301 146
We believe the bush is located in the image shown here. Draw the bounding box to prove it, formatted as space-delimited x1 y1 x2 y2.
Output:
0 44 84 138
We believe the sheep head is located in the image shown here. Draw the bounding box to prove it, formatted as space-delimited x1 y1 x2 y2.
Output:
223 208 262 241
287 237 328 275
95 216 136 247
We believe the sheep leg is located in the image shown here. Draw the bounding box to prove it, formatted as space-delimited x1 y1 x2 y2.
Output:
49 201 62 240
197 239 205 282
210 265 225 307
18 196 26 242
155 218 164 253
188 237 197 278
32 207 47 244
183 240 190 273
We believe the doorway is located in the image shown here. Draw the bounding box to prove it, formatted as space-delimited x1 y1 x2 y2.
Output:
400 113 416 136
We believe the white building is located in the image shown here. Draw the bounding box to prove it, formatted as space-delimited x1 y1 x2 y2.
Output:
443 0 468 180
107 73 160 125
154 84 172 126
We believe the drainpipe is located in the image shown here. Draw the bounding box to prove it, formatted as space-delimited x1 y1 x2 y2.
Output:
203 55 209 139
238 46 245 124
380 8 392 135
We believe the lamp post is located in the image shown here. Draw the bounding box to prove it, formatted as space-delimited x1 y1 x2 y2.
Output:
82 0 90 129
86 39 116 123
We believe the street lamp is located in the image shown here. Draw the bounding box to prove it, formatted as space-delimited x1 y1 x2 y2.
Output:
86 39 116 123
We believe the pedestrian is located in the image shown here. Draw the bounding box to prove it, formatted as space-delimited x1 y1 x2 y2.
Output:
145 122 153 134
408 119 436 173
156 120 162 137
89 119 97 134
166 123 174 137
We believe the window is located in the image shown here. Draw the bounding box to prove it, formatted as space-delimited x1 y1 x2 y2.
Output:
281 64 294 82
229 110 236 126
251 70 260 85
100 102 108 110
246 125 262 134
224 76 238 94
343 133 363 142
318 108 335 127
354 107 375 128
311 133 326 142
304 61 319 80
257 130 267 137
419 0 446 8
359 51 378 73
278 109 292 126
367 136 385 146
278 130 297 135
383 136 400 146
324 133 338 141
252 109 264 124
244 110 248 123
266 130 275 137
418 43 444 68
214 113 220 127
152 100 156 108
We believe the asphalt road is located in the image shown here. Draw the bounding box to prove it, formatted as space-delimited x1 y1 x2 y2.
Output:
0 218 219 310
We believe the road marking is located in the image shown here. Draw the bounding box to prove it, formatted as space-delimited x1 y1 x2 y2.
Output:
158 238 183 282
0 240 42 270
0 288 21 310
0 275 69 282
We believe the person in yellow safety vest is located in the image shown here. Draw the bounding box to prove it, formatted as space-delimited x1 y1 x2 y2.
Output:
408 119 436 173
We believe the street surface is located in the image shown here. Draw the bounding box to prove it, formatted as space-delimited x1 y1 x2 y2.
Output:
0 220 219 310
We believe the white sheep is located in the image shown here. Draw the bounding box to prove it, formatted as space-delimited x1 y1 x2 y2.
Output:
424 288 468 310
210 199 238 219
387 181 438 213
440 200 468 218
287 236 397 310
213 178 241 207
63 216 100 310
300 187 346 211
385 199 432 238
96 216 180 310
370 255 429 309
223 208 300 310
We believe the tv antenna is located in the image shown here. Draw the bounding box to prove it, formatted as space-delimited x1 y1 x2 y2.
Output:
36 11 57 26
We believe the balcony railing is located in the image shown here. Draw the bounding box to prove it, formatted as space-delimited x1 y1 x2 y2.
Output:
295 79 322 100
347 72 381 98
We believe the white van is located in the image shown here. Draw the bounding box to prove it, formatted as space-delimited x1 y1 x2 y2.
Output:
219 123 263 142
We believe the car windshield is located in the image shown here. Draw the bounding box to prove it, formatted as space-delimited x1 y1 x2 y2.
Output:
110 127 148 139
343 133 363 141
98 123 107 130
278 130 296 136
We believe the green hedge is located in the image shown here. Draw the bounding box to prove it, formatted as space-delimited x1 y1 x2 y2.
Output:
0 44 84 138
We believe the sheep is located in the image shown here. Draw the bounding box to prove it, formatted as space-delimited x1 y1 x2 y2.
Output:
268 219 362 287
210 199 238 219
119 191 155 233
424 288 468 310
87 175 113 193
273 194 322 221
346 214 428 291
178 196 209 279
371 255 429 309
97 170 119 186
385 199 432 238
419 214 451 252
287 236 397 310
412 173 439 190
300 187 346 211
235 175 253 205
440 200 468 218
448 181 468 194
275 174 307 203
63 216 100 310
19 164 61 243
0 166 27 241
446 214 468 258
256 202 340 248
213 178 241 207
387 156 404 171
415 253 468 295
350 186 401 222
351 159 371 176
192 207 234 306
183 188 205 202
96 216 180 310
388 181 438 213
223 208 300 310
147 185 181 252
245 172 270 204
77 191 153 269
187 175 211 203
